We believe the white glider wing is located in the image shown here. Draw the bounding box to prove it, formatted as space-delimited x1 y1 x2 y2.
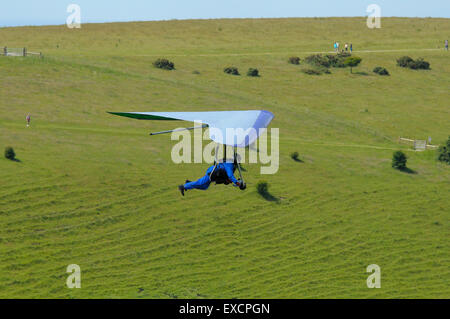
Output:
108 110 274 147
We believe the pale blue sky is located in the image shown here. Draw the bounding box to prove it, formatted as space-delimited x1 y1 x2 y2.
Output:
1 0 449 27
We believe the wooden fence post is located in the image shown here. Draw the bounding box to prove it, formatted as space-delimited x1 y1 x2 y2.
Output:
23 47 27 57
3 47 7 56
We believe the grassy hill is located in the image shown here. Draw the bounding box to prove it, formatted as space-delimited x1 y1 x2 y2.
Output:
0 17 449 298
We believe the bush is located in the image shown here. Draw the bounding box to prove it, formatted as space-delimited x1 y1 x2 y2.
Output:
288 56 300 65
224 66 240 75
410 57 430 70
304 54 330 68
397 56 430 70
397 56 414 68
326 53 350 68
153 58 175 70
344 56 362 73
4 146 15 160
392 151 407 170
373 66 390 75
324 54 340 67
290 151 303 162
247 68 259 77
256 181 269 196
437 136 450 164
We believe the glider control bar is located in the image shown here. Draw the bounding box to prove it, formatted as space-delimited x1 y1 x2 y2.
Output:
149 124 208 136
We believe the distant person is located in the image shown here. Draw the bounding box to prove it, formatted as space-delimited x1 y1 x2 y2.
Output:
333 41 337 52
345 43 348 51
26 113 31 127
336 42 340 52
350 43 353 53
445 40 448 51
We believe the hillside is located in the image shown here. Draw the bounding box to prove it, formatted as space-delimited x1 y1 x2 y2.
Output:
0 17 449 298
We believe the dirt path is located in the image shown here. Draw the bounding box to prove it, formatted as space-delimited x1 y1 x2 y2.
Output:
134 48 442 57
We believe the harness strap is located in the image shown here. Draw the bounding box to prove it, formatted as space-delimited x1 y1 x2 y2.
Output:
234 148 245 184
209 144 220 181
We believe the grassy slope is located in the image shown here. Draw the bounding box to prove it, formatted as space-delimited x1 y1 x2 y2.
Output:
0 18 449 298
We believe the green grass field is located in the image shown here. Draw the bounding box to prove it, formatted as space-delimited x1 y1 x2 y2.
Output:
0 17 449 298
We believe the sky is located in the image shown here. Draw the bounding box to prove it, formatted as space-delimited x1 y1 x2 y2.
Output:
1 0 449 27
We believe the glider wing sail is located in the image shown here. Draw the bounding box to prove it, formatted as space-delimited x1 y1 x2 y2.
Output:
109 110 274 147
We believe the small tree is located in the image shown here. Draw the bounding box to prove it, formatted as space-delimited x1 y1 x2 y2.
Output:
392 151 407 170
4 146 15 160
437 136 450 164
344 56 362 73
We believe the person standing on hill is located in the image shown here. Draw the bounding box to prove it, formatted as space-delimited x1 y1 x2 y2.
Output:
333 41 337 52
26 113 31 127
336 42 340 52
445 40 448 51
345 43 348 51
350 43 353 53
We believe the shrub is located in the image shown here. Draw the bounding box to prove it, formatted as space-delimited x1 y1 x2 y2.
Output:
290 152 303 162
257 181 269 196
324 54 340 67
153 58 175 70
373 66 390 75
410 57 430 70
288 56 301 65
247 68 259 77
224 66 239 75
323 53 349 68
397 56 430 70
304 54 330 68
392 151 407 170
4 146 15 160
344 56 362 73
436 136 450 164
397 56 414 68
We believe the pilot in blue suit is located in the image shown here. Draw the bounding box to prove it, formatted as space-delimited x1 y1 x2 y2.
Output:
178 162 241 196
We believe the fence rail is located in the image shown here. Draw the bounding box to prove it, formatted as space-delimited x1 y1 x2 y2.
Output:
398 137 438 151
3 47 42 57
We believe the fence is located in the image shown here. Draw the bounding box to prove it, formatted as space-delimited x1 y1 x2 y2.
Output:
398 137 438 151
3 47 42 57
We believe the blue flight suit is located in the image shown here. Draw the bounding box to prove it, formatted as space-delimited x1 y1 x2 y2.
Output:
184 162 238 191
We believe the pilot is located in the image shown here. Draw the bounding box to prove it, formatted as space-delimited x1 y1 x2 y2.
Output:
178 159 243 196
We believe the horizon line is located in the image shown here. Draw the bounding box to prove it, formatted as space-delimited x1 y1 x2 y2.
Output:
1 16 449 28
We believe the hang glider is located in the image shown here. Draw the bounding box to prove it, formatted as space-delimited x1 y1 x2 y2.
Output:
108 110 274 148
